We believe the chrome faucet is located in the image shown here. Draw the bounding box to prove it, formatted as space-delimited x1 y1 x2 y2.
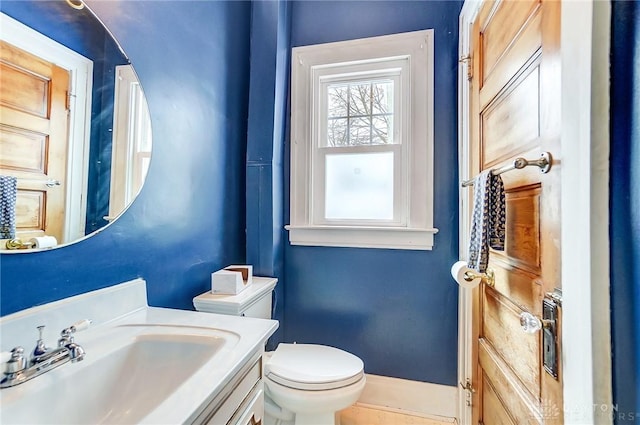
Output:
1 320 91 389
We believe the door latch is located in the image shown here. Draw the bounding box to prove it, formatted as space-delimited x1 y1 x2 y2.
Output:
519 291 561 379
542 296 559 379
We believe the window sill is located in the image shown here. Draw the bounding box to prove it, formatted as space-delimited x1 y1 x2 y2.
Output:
285 225 439 250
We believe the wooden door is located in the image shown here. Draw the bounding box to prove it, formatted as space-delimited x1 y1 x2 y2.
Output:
0 40 70 243
469 0 562 423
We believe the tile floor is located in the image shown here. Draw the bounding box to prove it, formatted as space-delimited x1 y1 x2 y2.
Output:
339 403 456 425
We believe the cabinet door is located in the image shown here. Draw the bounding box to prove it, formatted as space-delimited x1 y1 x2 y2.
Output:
228 384 264 425
195 356 262 424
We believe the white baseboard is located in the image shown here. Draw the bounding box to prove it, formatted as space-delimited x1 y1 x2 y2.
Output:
358 374 458 420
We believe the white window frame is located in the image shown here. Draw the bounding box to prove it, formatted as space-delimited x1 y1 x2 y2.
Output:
287 30 438 250
107 64 151 222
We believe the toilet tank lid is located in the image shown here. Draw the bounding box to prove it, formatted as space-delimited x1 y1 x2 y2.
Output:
265 343 364 385
193 276 277 315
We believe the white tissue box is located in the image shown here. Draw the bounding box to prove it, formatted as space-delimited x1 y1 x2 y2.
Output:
211 265 253 294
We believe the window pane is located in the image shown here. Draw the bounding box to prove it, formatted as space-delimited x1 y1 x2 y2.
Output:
372 115 392 144
327 84 348 117
348 83 371 116
327 118 348 146
372 81 393 115
325 152 394 220
348 117 371 146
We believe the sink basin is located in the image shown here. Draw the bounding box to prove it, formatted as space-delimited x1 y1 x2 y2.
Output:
1 326 238 424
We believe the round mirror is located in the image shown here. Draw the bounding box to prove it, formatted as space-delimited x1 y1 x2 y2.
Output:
0 0 151 251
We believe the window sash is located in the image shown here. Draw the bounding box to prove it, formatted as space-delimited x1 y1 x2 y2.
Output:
322 76 399 147
313 69 407 227
312 144 405 226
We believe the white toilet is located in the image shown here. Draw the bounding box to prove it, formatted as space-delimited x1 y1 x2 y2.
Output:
193 277 366 425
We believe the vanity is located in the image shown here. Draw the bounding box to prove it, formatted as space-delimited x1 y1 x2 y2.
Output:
0 279 278 424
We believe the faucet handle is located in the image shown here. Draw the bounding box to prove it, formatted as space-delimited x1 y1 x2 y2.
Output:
32 325 49 358
71 319 92 332
58 319 92 347
5 347 26 374
57 320 90 363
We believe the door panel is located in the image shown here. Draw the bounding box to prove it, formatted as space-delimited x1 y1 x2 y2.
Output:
481 65 540 168
0 40 69 242
470 0 562 423
479 338 541 424
483 290 540 393
482 375 517 425
490 265 541 315
481 0 540 83
0 125 48 172
502 185 542 273
479 6 542 108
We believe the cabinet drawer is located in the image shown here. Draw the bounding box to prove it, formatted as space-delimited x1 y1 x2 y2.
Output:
198 356 262 424
228 382 263 425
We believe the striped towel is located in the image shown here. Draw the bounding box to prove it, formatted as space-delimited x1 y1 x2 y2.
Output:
0 175 17 239
467 170 505 273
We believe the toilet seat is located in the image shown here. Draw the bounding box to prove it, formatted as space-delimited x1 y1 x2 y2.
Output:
265 344 364 391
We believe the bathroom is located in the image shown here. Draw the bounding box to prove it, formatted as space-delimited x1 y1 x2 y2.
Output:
0 0 638 424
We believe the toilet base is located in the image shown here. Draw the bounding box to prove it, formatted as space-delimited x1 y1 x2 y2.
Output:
264 395 295 425
263 411 340 425
264 394 341 425
294 412 340 425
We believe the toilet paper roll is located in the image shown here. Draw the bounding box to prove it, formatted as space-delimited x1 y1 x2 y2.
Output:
29 236 58 249
451 261 481 289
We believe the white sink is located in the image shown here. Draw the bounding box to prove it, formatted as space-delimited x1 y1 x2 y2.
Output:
1 325 239 424
0 279 278 425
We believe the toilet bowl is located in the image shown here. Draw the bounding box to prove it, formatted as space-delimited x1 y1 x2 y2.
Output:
263 344 365 425
193 278 365 425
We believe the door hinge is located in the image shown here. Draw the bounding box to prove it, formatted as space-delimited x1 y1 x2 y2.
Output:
459 379 476 406
65 91 75 111
459 54 473 81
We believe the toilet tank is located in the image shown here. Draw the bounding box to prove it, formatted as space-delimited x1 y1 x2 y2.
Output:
193 276 277 319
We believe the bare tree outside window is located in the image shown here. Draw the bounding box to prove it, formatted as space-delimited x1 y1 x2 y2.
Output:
326 79 394 147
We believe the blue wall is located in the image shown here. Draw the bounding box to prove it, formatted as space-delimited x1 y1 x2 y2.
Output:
0 0 251 315
245 0 291 349
610 0 640 419
1 0 129 233
282 1 461 386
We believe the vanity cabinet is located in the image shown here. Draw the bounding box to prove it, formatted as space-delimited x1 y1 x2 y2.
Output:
193 352 264 425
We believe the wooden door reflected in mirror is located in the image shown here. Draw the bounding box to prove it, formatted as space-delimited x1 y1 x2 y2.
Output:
0 1 152 251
